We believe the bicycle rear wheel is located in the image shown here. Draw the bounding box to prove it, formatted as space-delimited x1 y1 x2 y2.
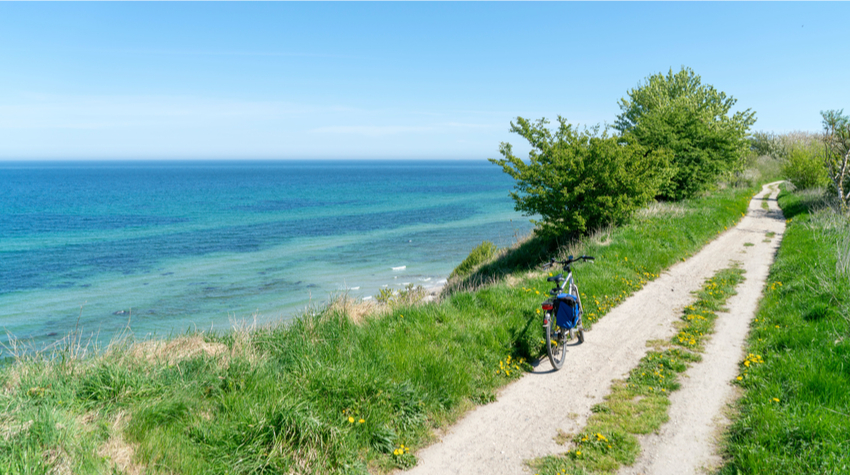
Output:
545 313 567 369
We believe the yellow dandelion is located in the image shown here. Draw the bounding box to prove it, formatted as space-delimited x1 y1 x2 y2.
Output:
576 450 582 456
736 376 743 381
772 397 780 402
348 416 354 423
359 419 365 424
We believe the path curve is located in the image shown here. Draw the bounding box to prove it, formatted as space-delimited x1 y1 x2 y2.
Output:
406 182 786 475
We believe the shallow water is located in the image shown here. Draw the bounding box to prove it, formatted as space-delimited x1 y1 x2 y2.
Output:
0 160 532 353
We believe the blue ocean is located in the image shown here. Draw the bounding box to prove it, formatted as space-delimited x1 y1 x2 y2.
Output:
0 160 532 353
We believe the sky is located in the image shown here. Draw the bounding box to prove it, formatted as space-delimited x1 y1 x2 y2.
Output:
0 2 848 160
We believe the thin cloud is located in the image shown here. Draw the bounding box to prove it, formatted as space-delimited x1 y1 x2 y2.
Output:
309 125 433 137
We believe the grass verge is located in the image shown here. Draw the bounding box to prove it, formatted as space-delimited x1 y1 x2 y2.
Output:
718 187 850 474
527 266 746 475
0 186 755 474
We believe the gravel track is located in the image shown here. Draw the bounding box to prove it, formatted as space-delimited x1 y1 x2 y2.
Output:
405 182 786 475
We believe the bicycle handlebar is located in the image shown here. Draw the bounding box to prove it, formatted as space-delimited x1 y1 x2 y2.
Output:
542 255 595 269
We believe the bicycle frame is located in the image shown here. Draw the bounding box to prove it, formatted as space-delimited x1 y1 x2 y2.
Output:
540 255 593 369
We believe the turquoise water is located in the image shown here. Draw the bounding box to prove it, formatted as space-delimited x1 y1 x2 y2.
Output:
0 160 532 352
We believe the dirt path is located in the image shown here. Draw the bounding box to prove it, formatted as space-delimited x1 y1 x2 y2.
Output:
406 182 785 475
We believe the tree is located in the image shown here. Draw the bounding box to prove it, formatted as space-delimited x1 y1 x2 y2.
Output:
615 67 756 200
490 117 672 241
821 109 850 214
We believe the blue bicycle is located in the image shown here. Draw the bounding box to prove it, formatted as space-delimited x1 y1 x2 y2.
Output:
541 255 594 369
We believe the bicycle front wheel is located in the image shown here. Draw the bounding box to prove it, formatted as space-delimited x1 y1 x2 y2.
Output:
571 283 585 344
545 313 567 369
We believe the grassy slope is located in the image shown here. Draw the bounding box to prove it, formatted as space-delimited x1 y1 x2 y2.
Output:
718 188 850 474
0 186 755 475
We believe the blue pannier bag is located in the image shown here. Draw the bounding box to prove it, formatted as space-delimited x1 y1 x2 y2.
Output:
554 293 579 330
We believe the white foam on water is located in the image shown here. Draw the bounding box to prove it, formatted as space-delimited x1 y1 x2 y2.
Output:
362 296 373 301
401 282 410 286
350 286 360 290
392 266 406 271
420 277 432 282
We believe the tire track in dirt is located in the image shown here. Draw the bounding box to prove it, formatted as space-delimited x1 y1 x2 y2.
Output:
620 182 785 475
405 182 785 475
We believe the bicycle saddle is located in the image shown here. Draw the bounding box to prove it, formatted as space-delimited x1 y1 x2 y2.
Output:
547 273 565 282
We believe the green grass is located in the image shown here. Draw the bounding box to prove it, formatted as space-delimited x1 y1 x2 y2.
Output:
0 186 756 475
718 188 850 474
528 266 746 475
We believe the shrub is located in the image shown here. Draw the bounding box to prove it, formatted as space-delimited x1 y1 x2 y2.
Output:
783 142 829 190
450 241 497 279
749 131 788 159
615 67 756 200
490 117 671 241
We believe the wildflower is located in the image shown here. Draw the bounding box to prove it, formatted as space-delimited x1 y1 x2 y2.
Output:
348 416 355 423
736 376 743 381
359 419 365 424
772 397 780 403
576 450 582 456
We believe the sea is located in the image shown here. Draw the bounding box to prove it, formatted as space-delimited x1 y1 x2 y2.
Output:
0 160 533 354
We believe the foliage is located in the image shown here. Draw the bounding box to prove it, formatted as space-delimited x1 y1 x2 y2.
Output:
449 241 498 279
490 117 671 241
821 109 850 214
719 188 850 474
615 67 756 200
783 142 829 190
749 131 789 160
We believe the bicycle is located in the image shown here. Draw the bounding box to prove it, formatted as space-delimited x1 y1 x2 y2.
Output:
540 255 594 369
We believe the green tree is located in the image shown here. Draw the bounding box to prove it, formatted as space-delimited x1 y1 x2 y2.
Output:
615 67 756 200
821 109 850 214
490 117 671 241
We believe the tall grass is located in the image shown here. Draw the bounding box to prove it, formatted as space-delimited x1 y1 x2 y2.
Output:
718 187 850 474
0 186 756 474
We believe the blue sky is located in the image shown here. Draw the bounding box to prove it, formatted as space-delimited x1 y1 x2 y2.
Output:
0 2 847 160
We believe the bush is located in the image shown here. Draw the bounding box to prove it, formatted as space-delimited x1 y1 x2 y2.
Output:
749 131 788 159
783 142 829 190
450 241 497 279
615 67 756 200
490 117 671 241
